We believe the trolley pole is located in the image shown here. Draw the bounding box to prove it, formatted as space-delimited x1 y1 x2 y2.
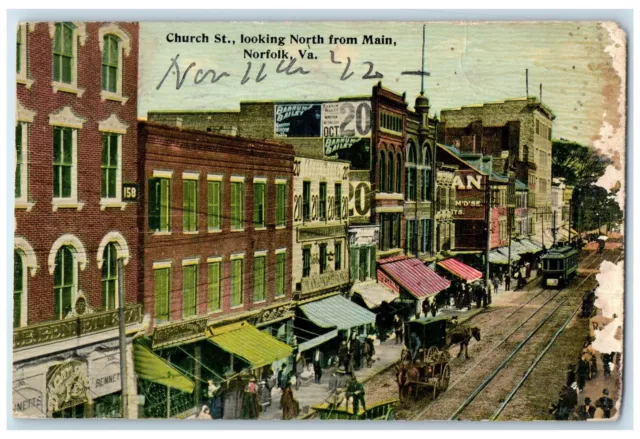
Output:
117 258 128 419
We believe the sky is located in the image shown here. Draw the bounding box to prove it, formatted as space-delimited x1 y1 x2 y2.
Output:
138 21 626 197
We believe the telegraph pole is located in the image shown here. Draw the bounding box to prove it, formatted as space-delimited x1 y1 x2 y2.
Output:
568 203 573 244
507 170 516 283
484 175 492 293
552 211 557 247
117 258 128 419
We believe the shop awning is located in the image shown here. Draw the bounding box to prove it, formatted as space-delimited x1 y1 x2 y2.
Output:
297 329 339 353
298 294 376 330
437 258 483 282
379 258 450 299
520 239 544 253
491 248 520 264
133 342 195 393
352 282 398 309
207 321 293 368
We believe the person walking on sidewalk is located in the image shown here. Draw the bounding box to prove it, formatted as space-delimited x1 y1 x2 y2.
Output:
492 274 500 295
505 273 511 291
312 348 324 384
280 382 299 420
597 389 614 419
394 315 403 344
576 397 596 420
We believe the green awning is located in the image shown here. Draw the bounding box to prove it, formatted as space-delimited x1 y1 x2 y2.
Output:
207 322 293 368
298 294 376 330
297 329 339 353
133 342 195 393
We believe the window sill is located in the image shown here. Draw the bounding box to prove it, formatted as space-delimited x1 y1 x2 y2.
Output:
275 225 287 230
274 294 286 300
52 199 84 212
100 90 129 105
254 226 267 231
153 231 172 236
208 228 222 233
16 77 34 89
230 304 244 310
15 200 35 211
253 299 266 305
183 230 199 235
230 228 245 232
100 199 127 211
51 81 85 97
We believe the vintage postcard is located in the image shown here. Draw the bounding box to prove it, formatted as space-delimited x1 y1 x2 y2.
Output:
12 20 626 422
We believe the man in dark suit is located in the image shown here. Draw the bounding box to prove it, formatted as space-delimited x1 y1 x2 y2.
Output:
312 348 324 384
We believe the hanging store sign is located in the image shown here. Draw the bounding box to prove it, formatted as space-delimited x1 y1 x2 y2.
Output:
274 103 322 137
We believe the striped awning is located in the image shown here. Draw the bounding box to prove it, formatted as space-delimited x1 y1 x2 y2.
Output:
378 258 450 299
207 321 293 368
437 258 483 282
133 342 195 393
299 294 376 330
297 329 338 353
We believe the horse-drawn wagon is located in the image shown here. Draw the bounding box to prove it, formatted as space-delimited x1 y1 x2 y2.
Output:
396 315 480 401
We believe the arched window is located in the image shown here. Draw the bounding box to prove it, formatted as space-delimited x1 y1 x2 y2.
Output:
14 251 24 328
379 153 386 192
388 152 394 193
54 246 75 319
405 142 417 201
102 34 120 93
102 243 118 311
396 153 402 193
422 144 433 201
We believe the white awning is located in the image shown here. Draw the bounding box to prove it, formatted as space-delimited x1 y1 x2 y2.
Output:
352 282 398 309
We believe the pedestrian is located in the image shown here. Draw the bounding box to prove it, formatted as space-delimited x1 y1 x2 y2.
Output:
241 377 259 419
505 273 511 291
346 374 366 414
566 364 576 388
394 315 403 344
350 333 362 371
601 353 612 377
277 363 288 391
577 358 589 392
493 274 500 294
597 389 614 419
280 381 299 420
259 380 271 411
295 352 305 390
560 384 578 413
207 380 224 419
430 300 438 317
364 336 376 367
409 332 421 362
311 348 323 384
576 397 596 420
338 340 349 370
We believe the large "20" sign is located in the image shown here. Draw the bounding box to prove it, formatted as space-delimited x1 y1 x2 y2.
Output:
322 101 372 138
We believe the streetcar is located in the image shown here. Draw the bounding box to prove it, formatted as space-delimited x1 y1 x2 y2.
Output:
541 246 579 287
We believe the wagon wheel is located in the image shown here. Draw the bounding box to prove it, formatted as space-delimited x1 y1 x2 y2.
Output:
440 349 451 364
439 364 451 391
426 346 439 363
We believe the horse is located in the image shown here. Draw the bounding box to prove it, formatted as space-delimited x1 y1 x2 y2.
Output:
449 326 481 359
405 363 420 401
394 363 408 403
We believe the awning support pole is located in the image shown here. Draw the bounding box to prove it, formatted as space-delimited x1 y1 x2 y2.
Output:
117 258 128 419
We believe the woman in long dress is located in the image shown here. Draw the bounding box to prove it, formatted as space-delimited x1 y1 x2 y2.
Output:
280 382 299 420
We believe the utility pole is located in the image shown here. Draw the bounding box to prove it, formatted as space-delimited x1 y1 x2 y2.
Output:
541 209 545 249
484 175 492 292
117 258 128 419
552 210 557 246
568 203 573 244
507 170 516 283
526 69 529 97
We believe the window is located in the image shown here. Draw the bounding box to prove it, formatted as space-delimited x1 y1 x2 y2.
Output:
396 153 402 193
422 146 432 201
53 127 73 198
548 126 552 141
350 245 359 281
154 267 170 322
380 111 402 134
207 180 221 231
149 178 171 232
16 25 22 73
231 181 244 230
276 181 287 227
53 23 74 84
393 214 401 249
535 119 540 135
102 35 119 93
253 255 266 302
379 214 387 251
335 242 342 271
303 181 311 221
275 252 286 297
302 247 311 278
183 180 197 232
53 246 74 320
207 260 221 312
406 220 415 254
15 124 24 199
359 246 369 281
421 219 431 253
101 134 119 199
319 244 328 274
14 251 24 328
379 154 386 192
231 257 244 307
102 243 117 311
388 153 394 193
406 142 417 201
334 183 342 220
439 187 447 210
253 181 265 228
319 182 327 220
183 263 198 317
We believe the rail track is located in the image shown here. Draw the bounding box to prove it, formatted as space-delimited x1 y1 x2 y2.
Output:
411 248 621 421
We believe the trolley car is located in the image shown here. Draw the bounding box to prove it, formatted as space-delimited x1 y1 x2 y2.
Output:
541 246 579 287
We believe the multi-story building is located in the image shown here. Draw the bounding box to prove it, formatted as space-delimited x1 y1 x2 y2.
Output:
13 22 142 419
439 97 555 245
137 122 296 418
550 177 575 245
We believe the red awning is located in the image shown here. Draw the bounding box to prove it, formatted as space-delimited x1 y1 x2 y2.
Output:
379 258 451 299
437 258 483 282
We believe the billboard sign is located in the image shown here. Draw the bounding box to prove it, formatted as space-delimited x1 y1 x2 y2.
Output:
324 137 371 170
452 170 486 220
274 103 322 137
322 100 372 138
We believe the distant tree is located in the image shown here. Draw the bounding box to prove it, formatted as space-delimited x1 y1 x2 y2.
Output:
552 139 611 187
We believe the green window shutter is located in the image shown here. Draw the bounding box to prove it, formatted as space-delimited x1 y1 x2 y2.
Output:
369 245 377 279
14 251 23 328
231 182 244 229
335 184 342 219
359 246 368 281
350 246 359 282
276 183 286 226
183 180 197 232
15 124 22 199
253 183 265 228
102 243 118 311
275 253 285 297
208 181 221 230
231 259 243 306
160 178 170 231
335 242 342 271
53 127 61 198
319 245 327 274
53 23 74 84
154 267 170 321
303 182 310 221
183 264 197 317
319 183 327 220
148 178 160 231
16 26 22 73
302 248 311 278
102 35 120 93
62 128 72 198
208 262 221 311
101 134 119 199
253 256 266 302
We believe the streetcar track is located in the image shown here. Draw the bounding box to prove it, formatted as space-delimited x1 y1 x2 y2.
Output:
411 248 618 421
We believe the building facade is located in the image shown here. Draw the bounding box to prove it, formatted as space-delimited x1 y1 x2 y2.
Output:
13 21 142 419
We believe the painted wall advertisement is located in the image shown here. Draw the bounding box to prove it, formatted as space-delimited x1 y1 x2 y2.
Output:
274 103 322 137
452 169 486 220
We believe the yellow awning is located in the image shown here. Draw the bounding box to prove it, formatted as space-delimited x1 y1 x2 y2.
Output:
207 321 293 368
133 342 195 393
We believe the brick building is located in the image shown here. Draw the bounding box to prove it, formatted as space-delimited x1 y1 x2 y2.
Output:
439 97 555 244
136 122 296 418
13 22 142 419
